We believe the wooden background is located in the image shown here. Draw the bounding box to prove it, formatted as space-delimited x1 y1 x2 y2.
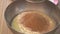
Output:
0 0 14 34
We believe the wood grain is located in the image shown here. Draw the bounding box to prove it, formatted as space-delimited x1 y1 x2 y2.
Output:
0 0 14 34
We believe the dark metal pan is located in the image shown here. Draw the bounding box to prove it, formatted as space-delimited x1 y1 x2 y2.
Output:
4 0 60 34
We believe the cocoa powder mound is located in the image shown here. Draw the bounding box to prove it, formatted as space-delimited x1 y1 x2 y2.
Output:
20 12 50 32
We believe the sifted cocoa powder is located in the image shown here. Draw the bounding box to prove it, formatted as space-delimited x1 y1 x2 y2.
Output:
20 12 51 32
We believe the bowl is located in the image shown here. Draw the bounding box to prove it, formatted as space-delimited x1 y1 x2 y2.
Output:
4 0 60 34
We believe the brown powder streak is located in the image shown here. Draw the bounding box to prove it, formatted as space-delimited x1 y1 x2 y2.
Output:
20 12 50 32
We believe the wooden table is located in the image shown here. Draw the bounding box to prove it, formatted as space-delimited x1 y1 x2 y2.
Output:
0 0 14 34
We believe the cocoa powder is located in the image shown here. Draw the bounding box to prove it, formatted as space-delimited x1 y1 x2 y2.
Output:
20 12 50 32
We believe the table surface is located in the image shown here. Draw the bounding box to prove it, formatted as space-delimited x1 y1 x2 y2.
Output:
0 0 14 34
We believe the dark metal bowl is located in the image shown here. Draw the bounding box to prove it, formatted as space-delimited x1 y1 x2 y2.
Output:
4 0 60 34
